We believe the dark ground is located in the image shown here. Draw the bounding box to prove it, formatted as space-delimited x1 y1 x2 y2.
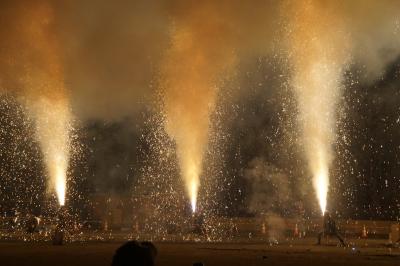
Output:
0 239 399 266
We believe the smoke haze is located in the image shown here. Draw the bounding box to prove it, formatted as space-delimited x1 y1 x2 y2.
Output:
0 1 398 115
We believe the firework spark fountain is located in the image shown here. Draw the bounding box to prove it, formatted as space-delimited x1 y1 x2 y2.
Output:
286 0 350 214
15 2 73 207
161 3 235 212
28 97 72 206
162 25 217 212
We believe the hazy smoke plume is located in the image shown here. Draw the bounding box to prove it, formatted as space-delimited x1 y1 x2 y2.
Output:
342 0 400 78
244 157 291 241
244 157 291 214
57 0 170 120
0 1 398 126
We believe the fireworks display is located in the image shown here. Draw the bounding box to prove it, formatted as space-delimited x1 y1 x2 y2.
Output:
0 0 399 242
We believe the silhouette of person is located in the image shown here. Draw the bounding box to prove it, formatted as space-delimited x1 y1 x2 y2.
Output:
192 212 205 235
25 214 39 233
53 207 67 245
111 241 157 266
317 211 346 246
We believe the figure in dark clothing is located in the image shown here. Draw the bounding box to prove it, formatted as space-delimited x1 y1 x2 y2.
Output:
111 241 157 266
25 215 39 233
53 207 67 245
192 212 205 235
317 211 346 246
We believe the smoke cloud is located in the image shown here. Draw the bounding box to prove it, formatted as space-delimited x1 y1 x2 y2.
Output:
244 157 292 241
1 1 399 119
244 157 291 214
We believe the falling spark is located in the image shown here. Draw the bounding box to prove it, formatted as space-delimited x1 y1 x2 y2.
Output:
286 0 350 215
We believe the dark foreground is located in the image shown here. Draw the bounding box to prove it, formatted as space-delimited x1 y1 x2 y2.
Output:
1 240 399 266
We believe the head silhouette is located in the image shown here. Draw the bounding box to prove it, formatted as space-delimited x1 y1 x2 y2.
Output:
111 241 157 266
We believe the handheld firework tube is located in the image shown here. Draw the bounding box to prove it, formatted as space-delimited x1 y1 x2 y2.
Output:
25 214 39 234
317 211 346 246
52 206 67 245
191 212 205 235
